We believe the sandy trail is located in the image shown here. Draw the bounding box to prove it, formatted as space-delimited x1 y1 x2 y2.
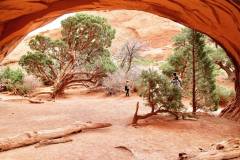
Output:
0 90 240 160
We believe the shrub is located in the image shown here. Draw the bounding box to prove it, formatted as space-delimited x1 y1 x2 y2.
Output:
137 69 183 112
0 67 24 85
0 67 37 95
8 83 29 96
215 85 235 106
132 69 184 124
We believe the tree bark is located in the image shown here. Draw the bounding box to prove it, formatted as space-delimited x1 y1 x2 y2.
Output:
132 102 140 124
51 82 66 98
192 30 197 114
216 61 235 81
0 121 111 152
220 62 240 122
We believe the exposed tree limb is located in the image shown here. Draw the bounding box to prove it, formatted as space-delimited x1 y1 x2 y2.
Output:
0 121 112 152
132 102 179 124
215 61 235 80
115 146 135 158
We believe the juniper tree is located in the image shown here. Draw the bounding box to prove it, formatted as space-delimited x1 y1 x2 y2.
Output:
19 14 116 98
132 69 183 124
162 28 219 113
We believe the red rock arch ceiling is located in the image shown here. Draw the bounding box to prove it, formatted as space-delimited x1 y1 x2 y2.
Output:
0 0 239 65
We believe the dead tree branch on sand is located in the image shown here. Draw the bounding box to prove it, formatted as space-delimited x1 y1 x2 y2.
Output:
132 102 179 124
0 121 111 152
180 138 240 160
132 102 197 125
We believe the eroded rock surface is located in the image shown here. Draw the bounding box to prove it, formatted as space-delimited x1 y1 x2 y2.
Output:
0 0 239 65
1 10 181 65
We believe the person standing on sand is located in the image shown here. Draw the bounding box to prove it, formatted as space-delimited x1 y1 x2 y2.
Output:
125 80 130 97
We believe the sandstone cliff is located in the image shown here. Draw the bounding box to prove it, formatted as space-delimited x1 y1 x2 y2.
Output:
1 10 181 65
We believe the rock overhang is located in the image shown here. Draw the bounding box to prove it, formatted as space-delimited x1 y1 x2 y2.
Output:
0 0 239 65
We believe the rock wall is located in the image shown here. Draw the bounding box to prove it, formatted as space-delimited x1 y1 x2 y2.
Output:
0 0 239 66
2 10 180 64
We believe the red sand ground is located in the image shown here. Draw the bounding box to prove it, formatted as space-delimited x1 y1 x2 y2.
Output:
0 89 240 160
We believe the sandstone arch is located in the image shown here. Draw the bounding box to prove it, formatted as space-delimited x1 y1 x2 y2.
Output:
0 0 239 121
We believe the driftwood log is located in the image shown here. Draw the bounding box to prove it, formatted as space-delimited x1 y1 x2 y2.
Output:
34 137 73 148
0 121 111 152
181 138 240 160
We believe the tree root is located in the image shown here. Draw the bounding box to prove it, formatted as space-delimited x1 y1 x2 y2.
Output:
27 98 44 104
30 91 52 98
220 101 240 122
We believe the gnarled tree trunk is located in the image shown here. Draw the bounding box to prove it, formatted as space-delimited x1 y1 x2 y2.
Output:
132 102 179 124
220 62 240 122
216 61 235 81
51 80 67 98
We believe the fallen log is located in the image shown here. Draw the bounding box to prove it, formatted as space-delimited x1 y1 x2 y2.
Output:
27 98 44 104
0 121 111 152
35 137 72 148
182 138 240 160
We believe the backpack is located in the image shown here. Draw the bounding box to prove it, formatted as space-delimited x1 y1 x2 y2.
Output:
171 79 181 88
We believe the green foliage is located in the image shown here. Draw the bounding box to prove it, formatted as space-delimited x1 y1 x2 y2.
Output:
137 69 183 112
161 29 191 77
0 67 29 95
19 51 54 85
60 13 116 73
85 49 117 74
0 67 24 85
206 46 232 67
61 13 115 53
162 28 219 110
28 35 52 52
215 85 235 106
160 62 175 77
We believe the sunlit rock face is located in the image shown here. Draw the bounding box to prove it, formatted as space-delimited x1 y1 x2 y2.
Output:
0 0 239 65
2 10 181 65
